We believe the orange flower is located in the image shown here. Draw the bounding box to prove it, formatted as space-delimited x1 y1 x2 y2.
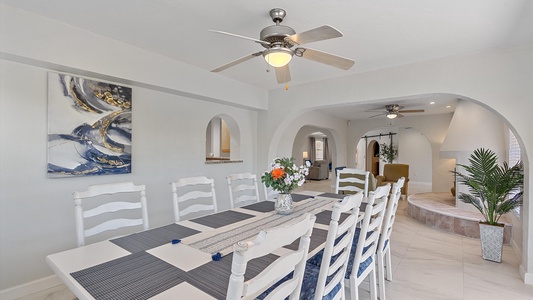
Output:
271 168 285 180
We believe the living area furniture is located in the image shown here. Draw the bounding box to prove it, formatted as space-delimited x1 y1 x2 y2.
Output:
376 163 410 195
308 160 329 180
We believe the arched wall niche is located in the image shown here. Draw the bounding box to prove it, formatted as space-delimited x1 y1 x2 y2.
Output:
292 125 338 170
205 113 241 162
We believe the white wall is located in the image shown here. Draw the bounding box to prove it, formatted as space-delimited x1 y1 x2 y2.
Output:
398 127 433 184
441 100 506 210
0 59 259 290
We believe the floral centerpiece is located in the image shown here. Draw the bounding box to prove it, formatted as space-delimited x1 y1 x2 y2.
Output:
261 157 309 214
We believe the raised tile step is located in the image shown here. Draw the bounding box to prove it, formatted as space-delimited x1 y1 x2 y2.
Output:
407 192 512 243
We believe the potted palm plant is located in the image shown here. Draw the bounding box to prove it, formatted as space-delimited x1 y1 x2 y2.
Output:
453 148 523 262
380 143 398 164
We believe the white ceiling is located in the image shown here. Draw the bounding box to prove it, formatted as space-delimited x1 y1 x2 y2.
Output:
2 0 532 119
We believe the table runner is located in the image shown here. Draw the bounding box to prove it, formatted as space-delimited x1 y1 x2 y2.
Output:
110 224 200 253
189 210 255 228
71 251 184 300
187 198 333 257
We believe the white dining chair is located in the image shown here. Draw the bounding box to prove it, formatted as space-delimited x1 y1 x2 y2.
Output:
302 192 364 300
345 184 390 300
376 177 405 300
227 172 260 208
74 181 149 247
336 168 370 197
226 213 316 300
170 176 217 222
263 183 279 201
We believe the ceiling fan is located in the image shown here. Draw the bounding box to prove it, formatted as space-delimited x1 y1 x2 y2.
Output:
369 104 425 119
210 8 355 84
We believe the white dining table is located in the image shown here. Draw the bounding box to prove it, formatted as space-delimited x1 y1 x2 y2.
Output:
46 191 357 300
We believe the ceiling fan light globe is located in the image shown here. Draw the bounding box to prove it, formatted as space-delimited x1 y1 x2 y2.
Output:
263 47 293 67
386 113 397 119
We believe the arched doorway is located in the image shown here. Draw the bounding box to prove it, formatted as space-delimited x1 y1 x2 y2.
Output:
367 140 380 177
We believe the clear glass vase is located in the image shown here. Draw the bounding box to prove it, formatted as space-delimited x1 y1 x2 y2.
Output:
275 193 293 215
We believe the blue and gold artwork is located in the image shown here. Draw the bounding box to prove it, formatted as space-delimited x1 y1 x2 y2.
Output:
47 73 132 177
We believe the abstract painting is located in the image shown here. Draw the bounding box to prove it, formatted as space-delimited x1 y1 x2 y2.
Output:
47 72 132 177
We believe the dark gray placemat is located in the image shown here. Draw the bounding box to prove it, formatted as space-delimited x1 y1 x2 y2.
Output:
283 228 329 253
189 210 255 228
110 224 201 253
241 201 275 213
314 210 351 226
317 192 347 199
180 252 279 299
314 203 367 227
291 193 312 202
71 251 184 300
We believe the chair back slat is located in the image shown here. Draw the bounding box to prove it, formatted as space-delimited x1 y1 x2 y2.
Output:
313 193 364 299
74 181 148 247
85 219 143 238
227 173 260 208
378 177 405 253
348 184 390 284
376 177 406 300
226 213 316 300
336 168 370 197
171 176 217 222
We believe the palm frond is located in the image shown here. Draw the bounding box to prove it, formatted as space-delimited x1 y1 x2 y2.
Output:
453 148 523 225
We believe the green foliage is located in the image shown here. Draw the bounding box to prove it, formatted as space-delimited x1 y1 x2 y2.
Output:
380 143 398 163
453 148 523 225
261 157 309 194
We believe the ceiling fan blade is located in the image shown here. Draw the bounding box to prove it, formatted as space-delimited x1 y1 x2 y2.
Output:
397 113 405 118
275 64 291 84
398 109 425 113
297 47 355 70
369 113 386 118
285 25 342 46
211 52 263 72
208 30 271 46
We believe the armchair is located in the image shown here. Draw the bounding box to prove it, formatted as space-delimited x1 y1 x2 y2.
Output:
376 164 409 195
308 160 329 180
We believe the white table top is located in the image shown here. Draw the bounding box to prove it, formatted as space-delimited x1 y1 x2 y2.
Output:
46 192 349 300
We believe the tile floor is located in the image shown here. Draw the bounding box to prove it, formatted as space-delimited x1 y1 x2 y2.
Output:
22 177 533 300
295 177 533 300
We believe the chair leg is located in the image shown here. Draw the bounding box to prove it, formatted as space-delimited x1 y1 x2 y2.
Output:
350 277 359 300
377 253 386 300
385 247 393 281
369 268 378 300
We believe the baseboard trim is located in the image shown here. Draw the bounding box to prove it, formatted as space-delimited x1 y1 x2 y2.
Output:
409 181 432 186
0 275 63 300
519 265 533 285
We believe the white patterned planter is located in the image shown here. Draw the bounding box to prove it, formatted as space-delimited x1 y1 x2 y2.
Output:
479 223 504 263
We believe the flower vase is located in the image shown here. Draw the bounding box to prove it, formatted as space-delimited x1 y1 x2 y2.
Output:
275 193 293 215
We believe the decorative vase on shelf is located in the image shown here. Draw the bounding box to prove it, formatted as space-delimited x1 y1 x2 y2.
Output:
275 193 293 215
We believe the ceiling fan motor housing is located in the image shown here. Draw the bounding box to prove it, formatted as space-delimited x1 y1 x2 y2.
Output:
260 25 296 48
